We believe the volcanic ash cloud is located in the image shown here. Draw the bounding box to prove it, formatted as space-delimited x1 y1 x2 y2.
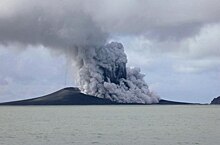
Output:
73 42 160 104
0 0 160 104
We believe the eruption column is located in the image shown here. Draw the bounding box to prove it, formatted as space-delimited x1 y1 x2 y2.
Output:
0 0 160 104
74 42 160 104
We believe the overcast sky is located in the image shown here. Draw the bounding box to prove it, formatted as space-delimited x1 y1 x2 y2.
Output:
0 0 220 103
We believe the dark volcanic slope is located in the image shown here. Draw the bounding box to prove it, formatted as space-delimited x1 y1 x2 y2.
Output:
0 87 117 105
211 96 220 104
0 87 195 105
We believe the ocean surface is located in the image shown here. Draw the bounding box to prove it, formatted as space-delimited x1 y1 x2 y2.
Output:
0 105 219 145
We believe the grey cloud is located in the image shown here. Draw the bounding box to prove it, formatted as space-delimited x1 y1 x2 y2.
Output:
1 0 220 48
86 0 220 40
0 0 107 49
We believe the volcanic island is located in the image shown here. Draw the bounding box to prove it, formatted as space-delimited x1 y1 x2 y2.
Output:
0 87 194 105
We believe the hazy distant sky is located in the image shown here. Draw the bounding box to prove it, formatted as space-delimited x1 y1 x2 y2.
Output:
0 0 219 103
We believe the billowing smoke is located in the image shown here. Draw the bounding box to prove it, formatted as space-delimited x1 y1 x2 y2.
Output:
73 42 159 103
0 0 160 103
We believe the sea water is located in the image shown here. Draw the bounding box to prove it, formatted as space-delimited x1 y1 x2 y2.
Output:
0 105 219 145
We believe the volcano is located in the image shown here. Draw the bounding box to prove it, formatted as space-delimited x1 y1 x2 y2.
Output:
0 87 194 105
0 87 116 105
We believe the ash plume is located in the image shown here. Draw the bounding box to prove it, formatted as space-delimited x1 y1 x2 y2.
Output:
73 42 159 103
0 0 160 103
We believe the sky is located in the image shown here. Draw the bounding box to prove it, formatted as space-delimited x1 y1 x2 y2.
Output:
0 0 220 103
